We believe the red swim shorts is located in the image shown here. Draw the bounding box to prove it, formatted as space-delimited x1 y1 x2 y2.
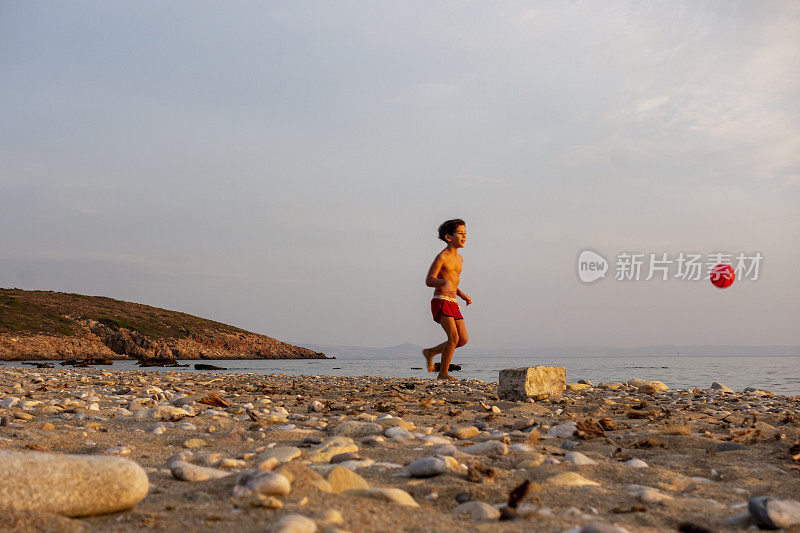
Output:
431 298 463 322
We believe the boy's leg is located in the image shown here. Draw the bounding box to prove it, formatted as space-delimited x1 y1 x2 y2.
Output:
455 319 468 347
437 316 459 380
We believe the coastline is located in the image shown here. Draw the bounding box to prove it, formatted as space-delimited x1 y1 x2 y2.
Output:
0 367 797 532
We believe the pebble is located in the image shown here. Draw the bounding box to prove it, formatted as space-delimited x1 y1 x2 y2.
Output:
626 485 672 505
308 401 324 413
461 441 508 456
169 460 231 481
516 454 546 468
326 465 370 493
272 514 318 533
448 426 479 440
453 501 501 520
710 382 734 393
330 421 382 437
307 438 359 463
0 449 149 516
385 426 411 439
547 472 600 487
748 496 800 529
407 457 447 478
624 459 648 468
329 452 361 464
576 524 631 533
345 487 419 507
547 421 577 437
565 452 598 465
183 438 209 448
259 446 302 463
234 470 292 497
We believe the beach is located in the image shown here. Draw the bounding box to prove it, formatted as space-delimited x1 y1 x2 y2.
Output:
0 367 798 532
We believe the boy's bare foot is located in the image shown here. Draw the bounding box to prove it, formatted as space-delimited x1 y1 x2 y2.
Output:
422 349 435 373
436 374 458 381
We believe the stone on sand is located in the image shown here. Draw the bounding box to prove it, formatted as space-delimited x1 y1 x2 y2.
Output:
547 472 600 487
326 465 369 493
748 496 800 529
0 450 149 517
169 461 231 482
565 451 598 465
234 470 291 497
307 438 359 463
272 514 318 533
461 441 508 456
448 426 480 440
453 501 501 520
345 488 419 507
407 457 447 478
498 366 566 401
259 446 302 463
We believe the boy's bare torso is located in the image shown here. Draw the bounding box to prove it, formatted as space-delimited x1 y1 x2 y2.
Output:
432 251 462 298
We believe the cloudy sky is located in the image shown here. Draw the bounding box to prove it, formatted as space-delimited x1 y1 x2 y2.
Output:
2 1 798 350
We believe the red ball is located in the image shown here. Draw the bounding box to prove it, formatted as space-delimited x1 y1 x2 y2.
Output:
710 263 735 288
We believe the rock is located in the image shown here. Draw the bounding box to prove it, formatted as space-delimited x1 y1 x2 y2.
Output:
234 470 291 497
498 366 566 401
408 457 447 478
716 442 747 452
274 463 332 493
710 382 734 393
308 401 324 413
345 488 419 507
448 426 480 440
567 383 591 391
331 421 382 438
579 524 631 533
453 501 501 520
259 446 302 463
516 454 546 468
272 514 318 533
326 465 369 493
748 496 800 529
384 426 411 439
307 438 359 463
547 421 577 437
565 452 598 465
461 441 508 456
624 459 648 468
183 438 209 448
546 472 600 487
511 419 537 431
626 485 672 505
626 379 668 391
319 509 344 525
329 452 361 464
169 461 230 482
0 450 148 517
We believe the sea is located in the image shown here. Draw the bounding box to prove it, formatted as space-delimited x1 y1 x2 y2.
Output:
8 355 800 395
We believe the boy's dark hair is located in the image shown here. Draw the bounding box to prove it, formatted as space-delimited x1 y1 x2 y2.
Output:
438 218 465 242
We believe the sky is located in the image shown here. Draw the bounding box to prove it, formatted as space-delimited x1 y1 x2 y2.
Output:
1 1 798 350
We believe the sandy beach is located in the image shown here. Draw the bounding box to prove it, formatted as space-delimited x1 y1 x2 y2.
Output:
0 367 798 532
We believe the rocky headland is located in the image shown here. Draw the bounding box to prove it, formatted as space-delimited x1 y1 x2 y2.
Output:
0 289 325 362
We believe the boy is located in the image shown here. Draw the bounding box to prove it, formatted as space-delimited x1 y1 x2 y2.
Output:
422 218 471 380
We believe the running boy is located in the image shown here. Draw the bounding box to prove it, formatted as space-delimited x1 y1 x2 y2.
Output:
422 218 471 380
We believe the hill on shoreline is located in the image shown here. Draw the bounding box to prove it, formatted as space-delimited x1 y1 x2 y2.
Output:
0 288 326 361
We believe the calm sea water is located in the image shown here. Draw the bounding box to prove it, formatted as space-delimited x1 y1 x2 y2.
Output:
9 355 799 395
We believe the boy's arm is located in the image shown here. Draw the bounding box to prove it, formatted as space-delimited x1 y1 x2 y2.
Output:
425 255 448 288
457 288 472 305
